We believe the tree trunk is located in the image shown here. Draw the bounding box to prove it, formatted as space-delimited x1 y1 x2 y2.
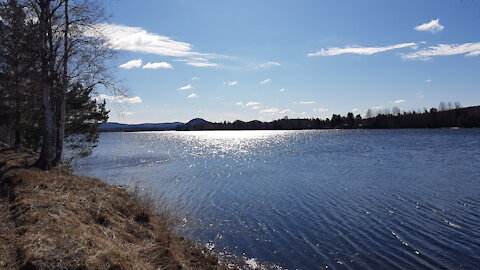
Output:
36 0 54 170
54 0 68 165
37 84 53 170
14 129 20 147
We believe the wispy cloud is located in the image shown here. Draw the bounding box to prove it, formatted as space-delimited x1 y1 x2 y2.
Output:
402 42 480 60
90 23 227 68
279 88 286 92
236 101 261 110
246 101 261 107
415 19 444 33
295 101 316 105
392 99 406 104
96 94 142 104
352 108 359 112
143 62 172 69
260 62 281 68
178 84 193 91
119 59 142 69
92 24 196 57
260 78 271 85
426 79 432 82
309 43 417 57
468 51 480 56
416 92 424 99
260 108 280 114
187 93 198 99
224 81 238 86
121 111 135 116
186 61 218 67
313 108 329 113
192 77 200 80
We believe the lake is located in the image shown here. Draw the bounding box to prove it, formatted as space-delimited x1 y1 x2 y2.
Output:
74 129 480 269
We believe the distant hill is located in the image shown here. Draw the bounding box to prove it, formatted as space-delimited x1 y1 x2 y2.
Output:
186 118 211 126
99 122 184 132
174 118 213 131
98 118 213 132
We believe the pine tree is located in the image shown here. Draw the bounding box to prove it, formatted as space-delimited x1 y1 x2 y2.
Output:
64 82 108 159
0 0 39 147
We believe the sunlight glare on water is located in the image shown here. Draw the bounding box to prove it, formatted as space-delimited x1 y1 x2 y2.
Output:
75 129 480 270
167 130 292 157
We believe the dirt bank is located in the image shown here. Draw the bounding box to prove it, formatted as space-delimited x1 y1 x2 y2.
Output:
0 147 231 270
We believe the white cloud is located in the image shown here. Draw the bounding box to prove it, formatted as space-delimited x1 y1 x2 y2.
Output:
187 93 198 99
142 62 172 69
90 24 196 57
192 77 200 80
416 92 424 99
121 111 135 116
96 94 142 104
352 108 359 112
402 42 480 60
121 96 142 103
426 79 432 82
393 99 406 104
260 78 271 85
313 108 329 113
260 108 280 114
186 61 218 67
309 42 417 57
279 109 291 114
415 19 444 33
260 62 281 68
296 101 316 105
178 84 193 91
371 106 384 110
246 101 261 107
279 88 286 92
119 59 142 69
467 50 480 56
224 81 238 86
236 101 261 109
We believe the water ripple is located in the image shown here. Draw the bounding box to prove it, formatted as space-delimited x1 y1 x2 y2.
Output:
75 129 480 269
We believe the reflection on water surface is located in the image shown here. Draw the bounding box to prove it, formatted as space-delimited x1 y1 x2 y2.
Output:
75 129 480 269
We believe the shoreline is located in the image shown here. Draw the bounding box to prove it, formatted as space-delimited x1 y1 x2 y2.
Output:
99 126 478 133
0 147 231 270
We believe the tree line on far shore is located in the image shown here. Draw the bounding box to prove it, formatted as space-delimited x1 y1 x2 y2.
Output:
0 0 118 169
177 103 480 131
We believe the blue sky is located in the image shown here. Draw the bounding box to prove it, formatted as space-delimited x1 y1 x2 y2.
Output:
98 0 480 123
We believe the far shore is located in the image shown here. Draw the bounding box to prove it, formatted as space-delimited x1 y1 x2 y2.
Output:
100 105 480 132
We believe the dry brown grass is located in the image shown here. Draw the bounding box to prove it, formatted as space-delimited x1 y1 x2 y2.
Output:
0 147 232 270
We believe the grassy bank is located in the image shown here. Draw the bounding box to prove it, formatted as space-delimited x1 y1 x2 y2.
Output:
0 147 230 270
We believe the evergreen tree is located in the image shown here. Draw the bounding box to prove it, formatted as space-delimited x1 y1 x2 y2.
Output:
64 82 108 159
0 0 39 147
